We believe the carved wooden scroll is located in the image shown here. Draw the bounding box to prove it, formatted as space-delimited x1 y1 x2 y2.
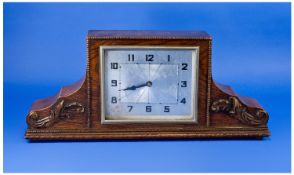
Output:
27 100 85 128
211 96 269 126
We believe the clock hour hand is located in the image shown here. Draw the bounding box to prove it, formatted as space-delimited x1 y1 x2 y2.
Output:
119 81 152 91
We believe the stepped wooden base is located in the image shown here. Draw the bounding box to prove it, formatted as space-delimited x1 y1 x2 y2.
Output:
25 128 270 140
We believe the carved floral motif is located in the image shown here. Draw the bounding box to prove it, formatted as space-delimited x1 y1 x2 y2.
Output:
211 96 269 126
27 100 84 128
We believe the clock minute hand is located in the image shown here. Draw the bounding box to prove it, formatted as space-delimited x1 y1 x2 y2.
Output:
119 85 138 91
119 81 152 91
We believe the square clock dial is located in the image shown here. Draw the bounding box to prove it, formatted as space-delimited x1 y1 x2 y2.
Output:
100 46 199 123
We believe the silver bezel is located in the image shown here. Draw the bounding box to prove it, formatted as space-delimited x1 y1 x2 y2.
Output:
100 46 199 124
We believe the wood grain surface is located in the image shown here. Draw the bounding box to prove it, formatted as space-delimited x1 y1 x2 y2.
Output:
25 30 270 140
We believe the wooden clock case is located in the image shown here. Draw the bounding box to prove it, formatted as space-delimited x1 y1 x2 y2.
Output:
25 30 270 140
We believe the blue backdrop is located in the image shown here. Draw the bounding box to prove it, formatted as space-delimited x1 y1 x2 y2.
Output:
4 3 291 172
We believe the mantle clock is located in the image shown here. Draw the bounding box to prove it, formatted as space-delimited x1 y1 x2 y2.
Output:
25 30 270 140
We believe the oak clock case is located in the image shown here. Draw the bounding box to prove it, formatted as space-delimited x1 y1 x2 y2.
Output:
25 30 270 140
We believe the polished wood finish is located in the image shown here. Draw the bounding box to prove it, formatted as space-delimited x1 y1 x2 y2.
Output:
25 30 270 140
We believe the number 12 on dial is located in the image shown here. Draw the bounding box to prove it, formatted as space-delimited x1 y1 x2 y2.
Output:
100 46 199 123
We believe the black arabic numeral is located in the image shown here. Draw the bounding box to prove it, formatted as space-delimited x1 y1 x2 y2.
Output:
111 62 118 69
128 54 134 61
128 105 133 112
111 97 117 103
164 106 170 112
180 98 186 104
146 106 152 112
181 81 187 87
111 80 117 87
182 63 188 70
146 54 154 61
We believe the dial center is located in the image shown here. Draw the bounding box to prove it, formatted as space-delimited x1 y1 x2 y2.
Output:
146 81 152 87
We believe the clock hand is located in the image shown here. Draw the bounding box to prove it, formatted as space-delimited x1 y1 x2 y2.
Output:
119 81 152 91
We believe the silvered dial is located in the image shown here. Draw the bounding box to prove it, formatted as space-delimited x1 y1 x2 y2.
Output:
101 46 198 123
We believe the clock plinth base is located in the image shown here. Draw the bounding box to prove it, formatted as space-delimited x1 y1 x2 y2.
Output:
25 128 270 140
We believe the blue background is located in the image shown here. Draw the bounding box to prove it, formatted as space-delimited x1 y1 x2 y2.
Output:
4 3 291 172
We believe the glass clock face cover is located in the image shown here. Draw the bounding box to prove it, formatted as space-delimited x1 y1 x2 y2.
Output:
101 46 198 122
